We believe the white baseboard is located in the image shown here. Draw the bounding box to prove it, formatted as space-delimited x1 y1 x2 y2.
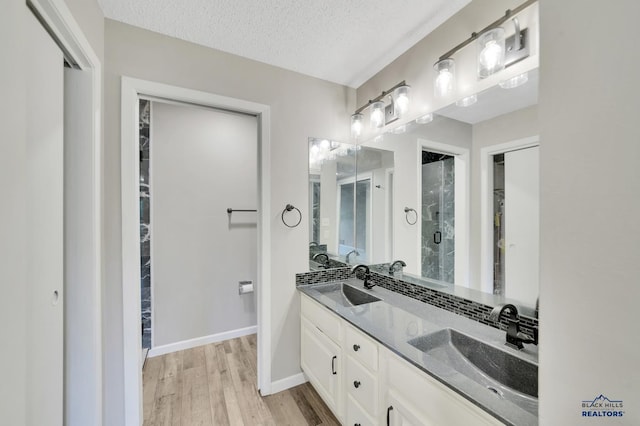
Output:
270 372 308 394
148 325 257 358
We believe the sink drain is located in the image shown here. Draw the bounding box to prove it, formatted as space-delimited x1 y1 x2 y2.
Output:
486 386 505 399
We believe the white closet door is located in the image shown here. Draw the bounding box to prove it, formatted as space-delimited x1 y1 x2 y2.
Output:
26 9 64 426
64 67 100 426
504 146 539 306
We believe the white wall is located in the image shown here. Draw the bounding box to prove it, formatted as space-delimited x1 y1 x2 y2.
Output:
103 19 354 423
151 101 257 347
539 0 640 423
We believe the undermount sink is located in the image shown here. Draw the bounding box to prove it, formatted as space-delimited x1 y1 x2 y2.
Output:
408 328 538 415
314 283 381 307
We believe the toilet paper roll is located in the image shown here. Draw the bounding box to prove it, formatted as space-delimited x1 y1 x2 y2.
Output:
238 281 254 295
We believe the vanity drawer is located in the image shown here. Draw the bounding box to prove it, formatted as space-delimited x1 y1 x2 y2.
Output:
346 395 376 426
345 324 378 371
301 294 341 344
346 355 378 414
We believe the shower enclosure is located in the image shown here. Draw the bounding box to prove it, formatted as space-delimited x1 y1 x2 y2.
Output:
421 151 455 283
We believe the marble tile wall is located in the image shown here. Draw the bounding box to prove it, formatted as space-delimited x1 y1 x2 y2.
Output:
421 156 455 283
140 99 151 349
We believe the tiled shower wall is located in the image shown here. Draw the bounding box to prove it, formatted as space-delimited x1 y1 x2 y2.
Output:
140 99 151 349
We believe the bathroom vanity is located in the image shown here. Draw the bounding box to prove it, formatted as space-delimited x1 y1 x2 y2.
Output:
298 279 538 426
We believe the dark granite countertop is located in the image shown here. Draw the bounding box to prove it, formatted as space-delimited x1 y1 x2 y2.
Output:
297 278 538 426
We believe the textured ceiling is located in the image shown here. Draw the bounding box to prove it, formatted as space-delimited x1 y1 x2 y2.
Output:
98 0 470 88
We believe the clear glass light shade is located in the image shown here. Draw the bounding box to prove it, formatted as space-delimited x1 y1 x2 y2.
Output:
416 113 433 124
499 72 529 89
477 28 505 78
351 113 364 139
392 85 411 117
370 101 385 129
434 59 455 98
455 94 478 107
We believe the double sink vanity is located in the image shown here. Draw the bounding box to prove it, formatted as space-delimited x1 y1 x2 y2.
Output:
297 276 538 425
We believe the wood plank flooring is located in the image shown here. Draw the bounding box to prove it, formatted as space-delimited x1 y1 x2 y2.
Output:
143 334 339 425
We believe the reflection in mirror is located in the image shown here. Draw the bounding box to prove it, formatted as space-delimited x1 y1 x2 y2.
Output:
354 146 394 264
422 151 455 284
362 68 539 315
308 138 356 270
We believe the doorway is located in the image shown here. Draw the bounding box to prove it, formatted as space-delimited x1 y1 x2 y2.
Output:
121 78 272 425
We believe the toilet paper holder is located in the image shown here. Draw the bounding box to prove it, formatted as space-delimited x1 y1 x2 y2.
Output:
238 280 254 295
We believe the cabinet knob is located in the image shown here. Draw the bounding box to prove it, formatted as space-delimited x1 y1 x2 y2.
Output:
353 380 361 388
353 344 360 351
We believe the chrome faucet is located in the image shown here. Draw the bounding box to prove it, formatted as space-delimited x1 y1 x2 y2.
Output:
351 264 374 289
345 249 359 264
312 252 330 269
489 304 538 350
388 260 406 274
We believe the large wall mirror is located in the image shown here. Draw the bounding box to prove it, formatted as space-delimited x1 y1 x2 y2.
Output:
309 68 539 316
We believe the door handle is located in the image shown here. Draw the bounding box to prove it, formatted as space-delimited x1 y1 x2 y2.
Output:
387 405 394 425
434 231 442 244
331 355 337 375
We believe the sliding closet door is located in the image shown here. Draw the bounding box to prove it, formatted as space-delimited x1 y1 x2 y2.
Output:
25 9 64 426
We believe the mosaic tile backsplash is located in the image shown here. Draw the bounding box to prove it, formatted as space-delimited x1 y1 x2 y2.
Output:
296 268 538 337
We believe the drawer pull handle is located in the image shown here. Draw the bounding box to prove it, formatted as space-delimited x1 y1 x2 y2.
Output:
355 424 361 426
331 355 337 375
353 344 360 351
387 405 394 426
353 380 361 388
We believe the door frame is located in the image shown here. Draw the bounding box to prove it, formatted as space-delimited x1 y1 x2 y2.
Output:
28 0 103 425
479 136 540 294
121 77 272 425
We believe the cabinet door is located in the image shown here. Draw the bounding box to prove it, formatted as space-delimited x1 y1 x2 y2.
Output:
385 350 502 425
301 317 341 415
386 389 433 426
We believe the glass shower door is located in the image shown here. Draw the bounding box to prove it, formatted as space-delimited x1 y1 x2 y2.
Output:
421 152 455 283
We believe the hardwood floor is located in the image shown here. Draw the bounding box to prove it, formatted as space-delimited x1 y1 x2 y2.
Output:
143 334 339 425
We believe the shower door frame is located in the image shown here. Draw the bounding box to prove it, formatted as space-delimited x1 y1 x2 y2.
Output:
417 139 470 287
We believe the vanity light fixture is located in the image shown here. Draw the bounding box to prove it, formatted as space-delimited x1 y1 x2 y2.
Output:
351 113 364 139
350 80 411 139
434 58 455 98
499 71 529 89
433 0 535 91
456 94 478 107
370 101 386 129
477 27 505 78
392 84 411 117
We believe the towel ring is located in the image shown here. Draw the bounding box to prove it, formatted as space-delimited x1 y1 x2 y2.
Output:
282 204 302 228
404 207 418 225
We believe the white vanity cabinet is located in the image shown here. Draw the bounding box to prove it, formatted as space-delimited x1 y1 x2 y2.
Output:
300 295 343 420
381 348 503 426
300 293 503 426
